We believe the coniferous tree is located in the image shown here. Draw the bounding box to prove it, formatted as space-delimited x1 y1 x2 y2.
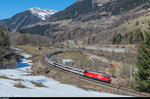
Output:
131 26 150 92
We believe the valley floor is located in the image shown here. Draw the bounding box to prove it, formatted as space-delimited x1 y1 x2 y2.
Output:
0 48 131 97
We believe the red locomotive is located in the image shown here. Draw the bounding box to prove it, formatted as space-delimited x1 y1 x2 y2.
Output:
84 70 112 83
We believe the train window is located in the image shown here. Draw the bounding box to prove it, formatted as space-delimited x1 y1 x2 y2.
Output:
85 70 88 73
104 76 110 78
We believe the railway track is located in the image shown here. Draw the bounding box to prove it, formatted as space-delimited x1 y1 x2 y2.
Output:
40 53 150 97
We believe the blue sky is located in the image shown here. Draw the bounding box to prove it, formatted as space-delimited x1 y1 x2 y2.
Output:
0 0 76 20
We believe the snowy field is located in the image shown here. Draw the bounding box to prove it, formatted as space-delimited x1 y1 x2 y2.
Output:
0 52 131 97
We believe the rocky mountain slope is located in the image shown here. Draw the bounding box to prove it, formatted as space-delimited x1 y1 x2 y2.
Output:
47 0 148 22
0 7 57 31
47 0 111 21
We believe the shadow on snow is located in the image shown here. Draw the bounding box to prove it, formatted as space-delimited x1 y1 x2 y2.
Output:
14 59 31 69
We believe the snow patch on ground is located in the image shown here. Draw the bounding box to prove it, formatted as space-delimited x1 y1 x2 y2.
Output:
10 47 23 51
0 53 131 97
20 53 32 59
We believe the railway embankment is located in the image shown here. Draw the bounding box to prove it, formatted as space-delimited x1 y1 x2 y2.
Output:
40 51 150 97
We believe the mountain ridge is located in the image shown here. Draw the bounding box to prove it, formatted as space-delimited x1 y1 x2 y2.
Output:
47 0 150 22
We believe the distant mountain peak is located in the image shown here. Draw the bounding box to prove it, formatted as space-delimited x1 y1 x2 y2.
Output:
29 7 57 20
0 7 57 31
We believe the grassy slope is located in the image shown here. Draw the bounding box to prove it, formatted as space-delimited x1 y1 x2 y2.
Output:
120 12 150 32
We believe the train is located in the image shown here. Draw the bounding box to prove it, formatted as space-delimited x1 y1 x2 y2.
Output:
45 51 112 83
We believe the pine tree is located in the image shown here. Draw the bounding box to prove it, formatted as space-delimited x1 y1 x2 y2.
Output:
132 29 150 92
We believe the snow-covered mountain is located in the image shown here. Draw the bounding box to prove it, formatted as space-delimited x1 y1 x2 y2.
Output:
29 7 57 20
0 7 57 31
